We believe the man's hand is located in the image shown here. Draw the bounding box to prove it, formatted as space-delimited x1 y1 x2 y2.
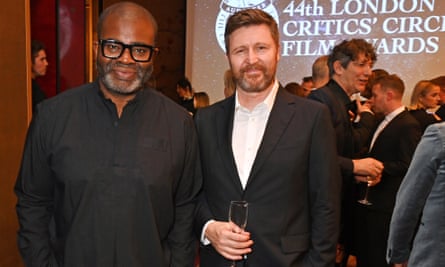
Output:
356 98 373 114
353 157 384 178
355 174 382 187
393 262 408 267
205 221 253 260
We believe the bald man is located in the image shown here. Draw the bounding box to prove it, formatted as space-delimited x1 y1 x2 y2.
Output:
15 2 201 266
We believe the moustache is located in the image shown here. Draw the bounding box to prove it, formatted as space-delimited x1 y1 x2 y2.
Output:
106 62 138 71
110 62 138 70
241 63 265 73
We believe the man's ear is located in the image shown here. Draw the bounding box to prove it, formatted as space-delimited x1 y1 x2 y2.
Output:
386 89 394 101
333 60 344 75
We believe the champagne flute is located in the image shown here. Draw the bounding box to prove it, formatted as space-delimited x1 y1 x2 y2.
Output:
228 200 248 267
358 176 373 205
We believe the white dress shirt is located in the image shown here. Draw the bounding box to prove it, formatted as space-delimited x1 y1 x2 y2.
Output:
200 80 279 244
232 80 279 188
369 106 405 151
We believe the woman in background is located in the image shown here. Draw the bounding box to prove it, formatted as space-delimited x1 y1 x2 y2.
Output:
223 69 236 98
408 80 441 132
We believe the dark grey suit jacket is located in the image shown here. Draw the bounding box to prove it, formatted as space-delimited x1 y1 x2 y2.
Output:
194 88 341 267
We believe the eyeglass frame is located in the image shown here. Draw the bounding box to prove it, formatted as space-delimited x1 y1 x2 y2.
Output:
99 39 159 62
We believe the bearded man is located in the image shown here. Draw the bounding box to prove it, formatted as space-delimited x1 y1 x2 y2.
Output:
194 8 340 267
15 2 201 266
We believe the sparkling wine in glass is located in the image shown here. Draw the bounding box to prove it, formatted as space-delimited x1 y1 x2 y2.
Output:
358 177 373 205
228 200 248 267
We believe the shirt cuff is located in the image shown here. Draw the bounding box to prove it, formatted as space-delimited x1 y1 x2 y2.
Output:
200 219 215 245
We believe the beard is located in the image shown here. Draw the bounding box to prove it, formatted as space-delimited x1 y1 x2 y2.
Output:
234 62 274 93
97 59 153 96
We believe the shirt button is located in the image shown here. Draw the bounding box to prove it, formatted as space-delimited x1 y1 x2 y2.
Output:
114 121 118 127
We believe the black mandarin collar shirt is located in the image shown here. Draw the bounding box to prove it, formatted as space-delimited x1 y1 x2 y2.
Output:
15 81 202 267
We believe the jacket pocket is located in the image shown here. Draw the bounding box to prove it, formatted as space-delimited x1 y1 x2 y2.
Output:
280 233 310 253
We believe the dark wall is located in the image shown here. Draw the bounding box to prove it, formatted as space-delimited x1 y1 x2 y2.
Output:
32 0 187 102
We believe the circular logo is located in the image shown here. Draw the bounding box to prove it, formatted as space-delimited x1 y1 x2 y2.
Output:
215 0 280 52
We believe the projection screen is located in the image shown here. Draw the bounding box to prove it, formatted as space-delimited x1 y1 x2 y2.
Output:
186 0 445 104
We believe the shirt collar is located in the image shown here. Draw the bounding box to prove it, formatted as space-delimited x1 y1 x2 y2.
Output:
385 105 405 122
234 79 279 113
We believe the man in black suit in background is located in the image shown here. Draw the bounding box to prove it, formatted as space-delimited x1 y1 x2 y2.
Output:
354 74 421 267
308 39 384 266
194 8 341 267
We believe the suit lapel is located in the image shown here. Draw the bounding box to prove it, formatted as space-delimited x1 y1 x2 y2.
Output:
371 110 406 153
215 96 244 191
247 88 296 187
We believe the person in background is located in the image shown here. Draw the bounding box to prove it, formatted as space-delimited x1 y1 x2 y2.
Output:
300 76 314 96
347 69 389 123
177 76 196 114
194 8 341 267
223 69 236 98
15 2 201 266
354 74 421 267
408 80 441 132
308 38 383 267
362 69 389 99
311 55 329 89
31 40 48 111
387 122 445 267
194 91 210 110
283 81 302 96
284 81 313 98
430 75 445 120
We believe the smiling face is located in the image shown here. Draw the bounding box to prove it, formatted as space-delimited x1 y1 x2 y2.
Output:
227 24 279 94
95 9 156 96
333 53 373 96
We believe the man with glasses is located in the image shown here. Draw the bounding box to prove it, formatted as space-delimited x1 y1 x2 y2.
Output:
15 2 201 266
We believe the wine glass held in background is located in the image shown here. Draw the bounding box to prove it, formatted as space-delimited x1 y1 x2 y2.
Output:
228 200 248 267
358 175 375 205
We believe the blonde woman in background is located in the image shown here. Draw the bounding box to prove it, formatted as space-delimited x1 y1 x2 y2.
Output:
223 69 236 98
409 80 441 132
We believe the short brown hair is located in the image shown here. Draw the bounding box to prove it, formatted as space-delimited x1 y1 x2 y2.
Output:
224 9 279 54
373 74 405 98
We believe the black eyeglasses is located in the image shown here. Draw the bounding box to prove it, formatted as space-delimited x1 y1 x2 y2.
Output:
99 39 159 62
